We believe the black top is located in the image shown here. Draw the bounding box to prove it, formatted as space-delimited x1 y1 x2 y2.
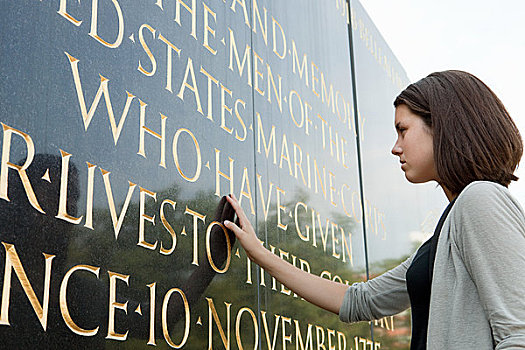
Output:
406 198 456 350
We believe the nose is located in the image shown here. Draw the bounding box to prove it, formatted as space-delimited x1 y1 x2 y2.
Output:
391 141 402 156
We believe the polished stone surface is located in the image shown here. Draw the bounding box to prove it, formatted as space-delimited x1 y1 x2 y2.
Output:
0 0 443 348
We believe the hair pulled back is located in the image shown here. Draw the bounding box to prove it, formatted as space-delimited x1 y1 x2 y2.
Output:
394 70 523 195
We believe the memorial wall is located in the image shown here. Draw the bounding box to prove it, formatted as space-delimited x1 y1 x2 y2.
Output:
0 0 445 348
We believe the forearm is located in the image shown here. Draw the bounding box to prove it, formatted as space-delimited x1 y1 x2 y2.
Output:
223 194 349 315
252 246 348 314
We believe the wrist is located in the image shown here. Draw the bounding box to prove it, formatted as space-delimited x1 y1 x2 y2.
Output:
249 242 273 267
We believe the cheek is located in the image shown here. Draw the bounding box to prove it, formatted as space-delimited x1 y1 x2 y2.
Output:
420 139 435 168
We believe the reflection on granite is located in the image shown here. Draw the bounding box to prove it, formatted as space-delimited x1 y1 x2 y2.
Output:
0 0 442 348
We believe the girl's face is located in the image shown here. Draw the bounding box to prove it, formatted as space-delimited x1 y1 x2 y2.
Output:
391 105 439 184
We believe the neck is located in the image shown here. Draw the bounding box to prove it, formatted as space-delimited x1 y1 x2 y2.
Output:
441 185 456 202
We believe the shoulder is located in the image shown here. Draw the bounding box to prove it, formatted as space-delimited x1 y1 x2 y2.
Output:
454 181 523 216
450 181 525 246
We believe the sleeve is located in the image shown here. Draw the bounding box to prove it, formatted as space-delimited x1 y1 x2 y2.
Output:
339 254 413 323
452 182 525 349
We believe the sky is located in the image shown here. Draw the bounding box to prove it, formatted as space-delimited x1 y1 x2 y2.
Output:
359 0 525 200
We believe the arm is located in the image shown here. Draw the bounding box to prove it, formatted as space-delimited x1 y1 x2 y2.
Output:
453 182 525 349
224 194 412 319
224 194 348 315
339 255 412 322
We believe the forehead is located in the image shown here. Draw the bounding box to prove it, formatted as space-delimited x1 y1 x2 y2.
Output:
394 105 421 125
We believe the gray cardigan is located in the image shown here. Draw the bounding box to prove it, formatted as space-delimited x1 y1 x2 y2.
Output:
339 181 525 349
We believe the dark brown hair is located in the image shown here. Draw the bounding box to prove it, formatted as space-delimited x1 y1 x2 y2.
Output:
394 70 523 195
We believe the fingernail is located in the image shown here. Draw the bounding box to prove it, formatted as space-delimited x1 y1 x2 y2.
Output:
224 220 231 226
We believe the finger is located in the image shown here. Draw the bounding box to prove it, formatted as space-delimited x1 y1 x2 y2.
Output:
221 201 236 244
225 195 249 227
221 196 235 223
224 210 237 246
224 220 245 238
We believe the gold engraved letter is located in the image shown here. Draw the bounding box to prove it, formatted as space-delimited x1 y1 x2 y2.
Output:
294 201 309 241
289 90 304 128
172 128 202 182
340 183 353 218
291 40 308 86
138 101 167 168
279 134 292 176
160 199 177 255
337 331 346 350
147 283 156 346
206 221 231 273
220 84 234 134
100 168 137 239
0 124 44 213
203 3 217 55
89 0 125 48
313 158 327 199
60 264 101 336
0 243 55 330
251 0 267 45
295 320 314 350
327 328 336 350
316 325 326 350
235 307 258 350
328 171 337 207
138 187 158 250
56 150 83 224
320 73 335 114
158 33 181 93
137 24 157 76
65 52 135 145
234 99 247 141
278 250 291 295
340 226 353 266
261 311 280 350
184 207 206 266
293 143 307 186
206 297 231 350
58 0 82 26
238 167 255 215
177 57 204 115
253 49 264 96
106 271 129 341
281 316 292 349
311 62 320 97
84 162 96 229
276 186 287 230
256 174 273 221
228 28 252 86
163 288 190 348
175 0 197 40
230 0 250 27
256 113 276 164
266 64 282 112
271 17 286 59
200 67 219 121
214 148 234 197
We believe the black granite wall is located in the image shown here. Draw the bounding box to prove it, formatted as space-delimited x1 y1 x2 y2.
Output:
0 0 444 348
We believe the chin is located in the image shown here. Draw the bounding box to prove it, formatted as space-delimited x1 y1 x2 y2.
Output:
404 173 432 184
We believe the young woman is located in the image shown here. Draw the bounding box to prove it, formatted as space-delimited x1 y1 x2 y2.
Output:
224 70 525 349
